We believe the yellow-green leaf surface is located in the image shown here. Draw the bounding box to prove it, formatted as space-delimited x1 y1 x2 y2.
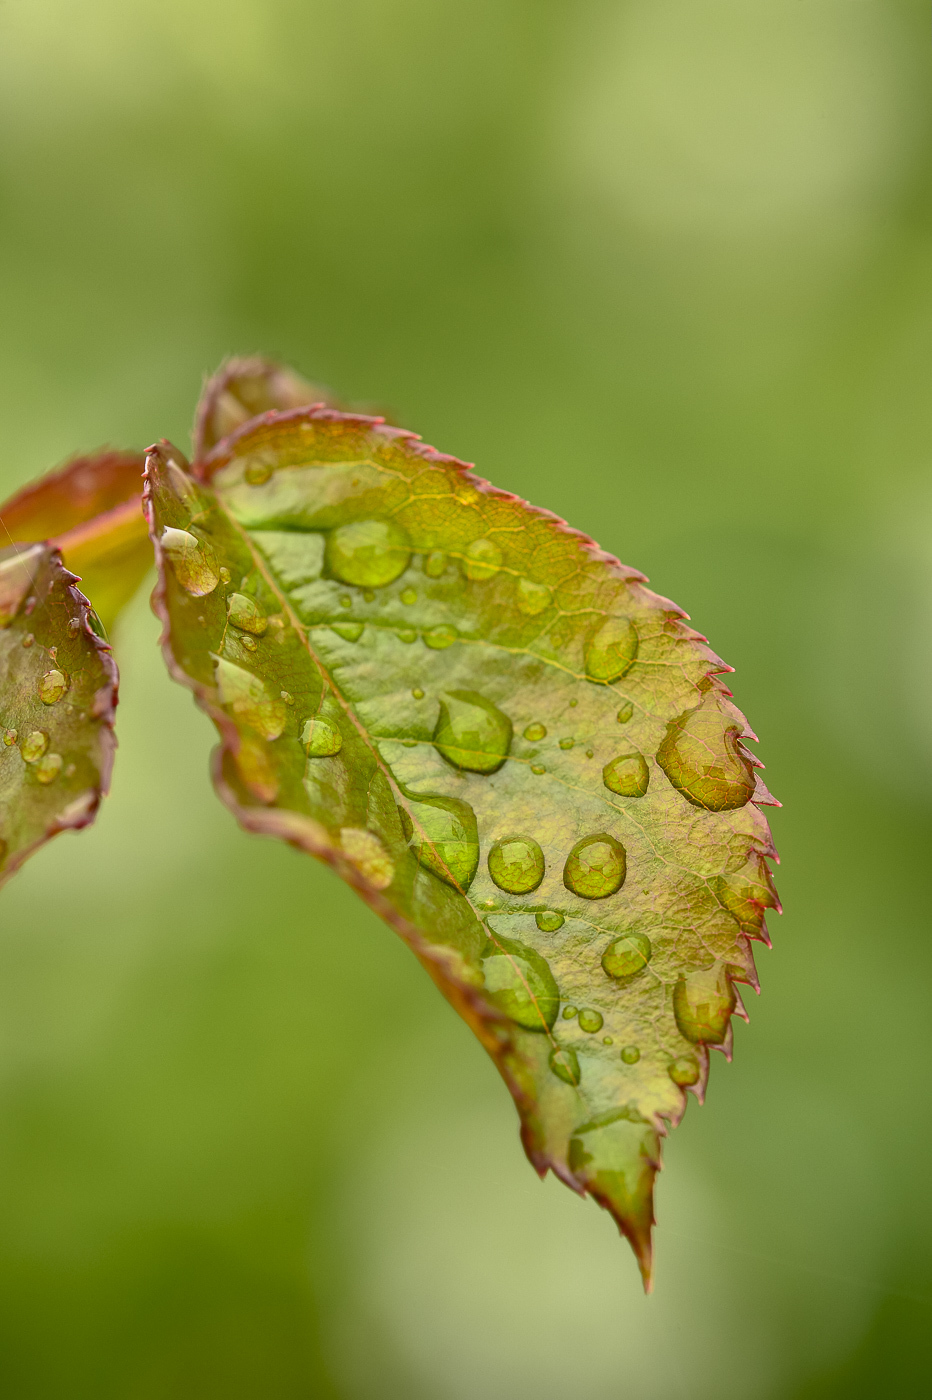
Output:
0 543 118 888
144 405 779 1285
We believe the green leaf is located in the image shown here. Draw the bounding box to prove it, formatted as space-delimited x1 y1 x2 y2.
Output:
0 542 118 889
194 357 338 460
144 402 779 1287
0 450 149 632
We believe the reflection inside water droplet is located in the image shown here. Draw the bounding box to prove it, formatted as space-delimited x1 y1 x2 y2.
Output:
564 833 626 899
35 752 63 784
326 519 410 588
38 670 68 705
559 737 574 751
523 722 546 742
585 616 638 683
536 909 564 931
669 1056 700 1086
601 933 651 980
464 538 502 581
433 690 512 774
302 717 343 756
481 935 559 1031
531 764 545 775
21 731 49 763
578 1008 603 1033
488 836 545 894
602 749 649 798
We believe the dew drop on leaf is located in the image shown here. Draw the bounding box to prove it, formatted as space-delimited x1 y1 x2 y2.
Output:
601 932 652 980
37 670 68 705
549 1045 581 1085
564 833 626 899
411 688 424 699
22 634 33 648
20 731 48 763
621 1045 640 1064
617 701 634 723
244 460 273 485
602 749 649 798
396 626 417 643
227 592 268 635
331 621 364 642
531 764 545 775
2 728 16 746
669 1057 700 1087
423 624 458 649
673 963 736 1044
559 736 574 750
433 690 513 774
241 635 258 651
463 537 502 581
481 936 559 1030
523 722 546 741
302 717 343 757
423 550 447 578
585 616 638 683
399 794 479 891
219 567 231 585
578 1008 604 1033
563 1005 578 1019
536 909 564 931
487 836 545 894
35 752 63 784
325 519 410 588
656 692 755 811
280 690 294 705
160 527 220 596
515 578 551 616
400 587 417 605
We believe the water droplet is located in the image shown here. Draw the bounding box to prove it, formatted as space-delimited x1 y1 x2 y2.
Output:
586 749 594 758
602 749 649 798
656 693 755 811
363 589 375 602
400 587 417 606
339 595 352 608
412 688 425 699
228 592 268 635
424 550 447 578
48 647 57 661
340 827 394 890
24 595 36 616
21 731 49 763
621 1045 640 1064
3 729 17 746
213 656 287 739
603 1036 613 1045
673 962 736 1044
601 932 651 980
64 762 76 778
22 634 33 648
280 690 295 705
563 1005 578 1019
523 722 546 742
326 518 410 588
241 635 258 651
559 736 574 751
531 764 545 775
578 1008 604 1033
219 567 231 585
396 626 417 643
585 616 638 683
569 699 578 708
400 794 479 890
433 690 512 774
302 717 343 756
549 1045 581 1085
160 527 220 596
35 752 63 784
38 670 68 705
563 833 626 899
423 624 458 649
516 578 551 615
481 935 560 1030
669 1056 700 1086
463 537 502 581
67 618 80 637
488 836 545 894
402 739 417 747
244 460 273 485
536 909 564 932
331 621 364 642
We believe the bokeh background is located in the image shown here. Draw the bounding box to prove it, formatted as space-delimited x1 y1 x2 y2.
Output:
0 0 930 1395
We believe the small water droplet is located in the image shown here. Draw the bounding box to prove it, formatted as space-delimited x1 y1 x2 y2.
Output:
531 764 545 775
22 634 33 648
488 836 545 894
160 527 220 595
481 935 560 1030
669 1056 700 1087
585 617 638 683
219 567 231 585
559 737 574 751
621 1045 640 1064
280 690 295 705
617 702 634 723
67 618 80 636
603 1036 613 1045
423 624 458 649
549 1045 581 1085
35 752 63 784
3 728 17 746
523 722 546 742
21 731 49 763
673 962 736 1044
396 626 417 643
656 693 755 811
424 550 447 578
601 932 651 979
400 587 417 605
64 762 76 778
24 595 36 616
302 717 343 756
228 593 268 635
363 589 375 602
331 621 364 642
340 827 394 890
402 738 418 747
339 595 352 607
570 699 578 708
564 833 626 899
536 909 564 932
241 635 258 651
433 690 512 774
38 670 68 705
326 518 411 588
603 749 649 798
412 688 425 699
244 460 273 485
586 749 594 759
578 1008 604 1033
516 578 551 615
401 794 479 890
563 1005 578 1019
464 538 502 581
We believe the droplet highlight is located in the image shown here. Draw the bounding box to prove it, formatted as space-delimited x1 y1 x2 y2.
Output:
488 837 545 894
585 616 638 683
38 670 68 705
563 833 626 900
160 527 220 596
433 690 512 774
601 933 651 980
326 518 410 588
602 749 649 798
656 693 755 811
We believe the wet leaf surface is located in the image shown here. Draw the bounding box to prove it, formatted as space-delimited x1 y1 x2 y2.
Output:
144 397 779 1285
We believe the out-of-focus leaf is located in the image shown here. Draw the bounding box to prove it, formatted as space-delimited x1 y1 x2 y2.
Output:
144 403 779 1286
0 543 118 888
194 357 338 460
0 451 149 632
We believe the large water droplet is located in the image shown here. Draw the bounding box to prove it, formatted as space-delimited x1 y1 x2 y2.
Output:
481 935 559 1030
656 693 755 811
523 722 546 742
21 731 49 763
673 962 736 1044
584 616 638 683
326 519 410 587
424 550 447 578
160 527 220 596
549 1045 581 1085
601 932 651 980
213 656 286 739
563 833 626 899
536 909 564 932
423 624 458 649
669 1057 700 1086
302 717 343 756
38 670 68 705
714 860 777 937
340 827 394 890
488 836 545 894
516 578 551 616
578 1008 603 1033
400 794 479 890
35 752 63 785
227 593 268 635
433 690 512 774
602 749 649 798
464 538 502 581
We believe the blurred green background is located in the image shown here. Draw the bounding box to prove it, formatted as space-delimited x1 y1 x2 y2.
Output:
0 0 931 1395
